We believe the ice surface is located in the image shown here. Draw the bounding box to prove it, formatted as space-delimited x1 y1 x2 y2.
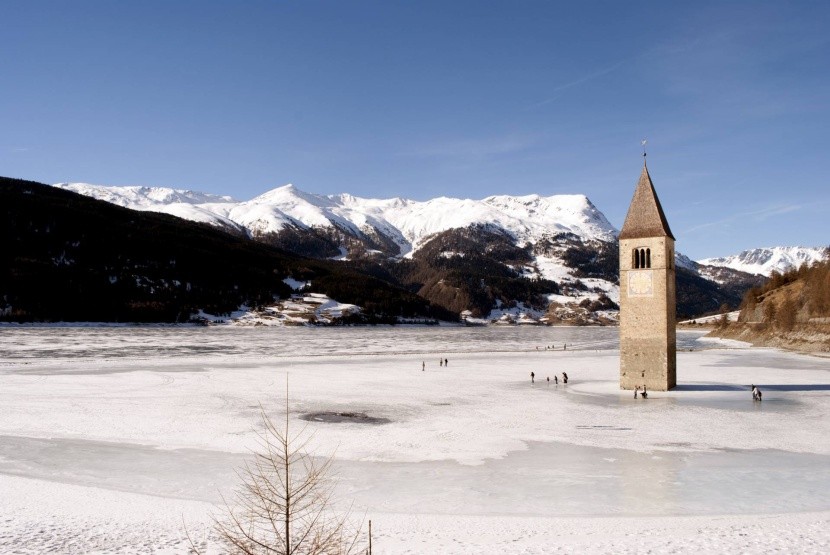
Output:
1 327 828 553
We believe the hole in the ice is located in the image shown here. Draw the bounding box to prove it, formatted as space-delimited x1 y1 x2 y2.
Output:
300 411 391 424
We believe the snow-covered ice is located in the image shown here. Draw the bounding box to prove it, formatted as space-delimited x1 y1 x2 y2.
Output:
1 327 828 553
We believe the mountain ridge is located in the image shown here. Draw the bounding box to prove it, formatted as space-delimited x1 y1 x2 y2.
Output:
698 246 829 277
53 182 617 260
49 180 782 321
3 177 448 323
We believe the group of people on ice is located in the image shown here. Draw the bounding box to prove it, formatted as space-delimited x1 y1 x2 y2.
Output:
422 358 449 371
525 373 766 404
531 371 567 385
632 384 763 401
536 344 567 351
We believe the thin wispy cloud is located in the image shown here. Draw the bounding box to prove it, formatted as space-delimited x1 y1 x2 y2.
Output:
401 134 539 160
528 59 627 110
745 204 802 220
685 202 802 233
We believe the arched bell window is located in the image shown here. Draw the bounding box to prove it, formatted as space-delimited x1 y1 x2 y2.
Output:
633 247 651 269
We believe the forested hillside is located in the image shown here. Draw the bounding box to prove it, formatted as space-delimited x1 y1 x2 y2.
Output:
710 260 830 352
0 177 447 323
2 175 768 324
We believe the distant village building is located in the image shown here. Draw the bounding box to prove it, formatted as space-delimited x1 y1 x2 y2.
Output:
618 160 677 391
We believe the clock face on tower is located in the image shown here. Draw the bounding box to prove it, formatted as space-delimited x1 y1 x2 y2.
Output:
628 270 653 297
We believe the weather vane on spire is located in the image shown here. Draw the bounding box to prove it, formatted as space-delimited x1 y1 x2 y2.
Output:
641 138 647 158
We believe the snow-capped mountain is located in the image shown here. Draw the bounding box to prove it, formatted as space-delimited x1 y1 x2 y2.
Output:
674 252 698 271
53 183 236 206
52 183 247 233
53 182 617 257
49 181 755 320
698 246 829 277
52 181 626 321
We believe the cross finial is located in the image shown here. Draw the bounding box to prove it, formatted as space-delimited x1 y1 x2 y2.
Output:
641 138 647 158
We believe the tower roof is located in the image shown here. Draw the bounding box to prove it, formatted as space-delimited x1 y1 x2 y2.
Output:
619 162 675 240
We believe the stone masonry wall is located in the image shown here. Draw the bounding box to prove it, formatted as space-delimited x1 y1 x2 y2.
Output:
619 236 676 391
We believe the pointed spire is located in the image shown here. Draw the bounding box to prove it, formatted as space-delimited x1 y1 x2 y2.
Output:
619 161 675 240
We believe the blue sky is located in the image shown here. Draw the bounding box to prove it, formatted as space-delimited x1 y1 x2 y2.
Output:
2 1 828 259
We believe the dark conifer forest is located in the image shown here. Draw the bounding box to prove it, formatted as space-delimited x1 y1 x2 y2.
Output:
1 176 761 323
0 177 445 323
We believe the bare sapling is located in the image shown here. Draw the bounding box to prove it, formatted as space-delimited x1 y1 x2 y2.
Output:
195 397 367 554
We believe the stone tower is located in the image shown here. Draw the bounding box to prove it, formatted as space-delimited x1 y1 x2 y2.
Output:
619 160 676 391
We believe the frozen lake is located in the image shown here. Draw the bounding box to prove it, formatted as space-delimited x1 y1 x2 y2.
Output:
1 324 631 360
1 326 829 553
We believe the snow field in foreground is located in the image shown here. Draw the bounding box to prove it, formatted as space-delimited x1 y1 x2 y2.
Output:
1 328 829 553
4 472 829 555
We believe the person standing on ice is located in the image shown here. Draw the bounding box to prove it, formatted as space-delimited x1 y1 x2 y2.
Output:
634 386 639 399
752 385 762 401
562 372 568 384
531 371 535 383
641 385 648 399
439 358 443 367
554 375 558 385
422 361 425 371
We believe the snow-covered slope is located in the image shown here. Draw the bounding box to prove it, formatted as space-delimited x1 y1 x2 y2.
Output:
49 181 758 320
53 182 618 257
53 183 246 233
698 246 829 277
675 252 698 271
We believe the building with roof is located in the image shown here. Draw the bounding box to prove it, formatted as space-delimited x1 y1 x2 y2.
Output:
618 160 677 391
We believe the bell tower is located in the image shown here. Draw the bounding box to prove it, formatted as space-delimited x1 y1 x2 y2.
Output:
618 159 676 391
